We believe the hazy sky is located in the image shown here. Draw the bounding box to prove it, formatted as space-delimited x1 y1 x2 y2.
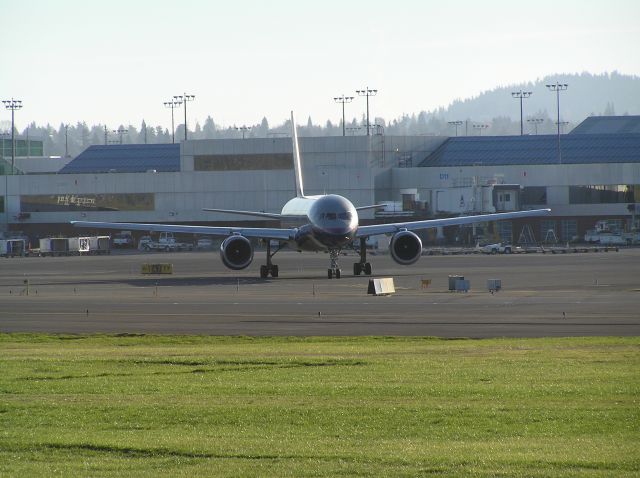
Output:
1 0 639 131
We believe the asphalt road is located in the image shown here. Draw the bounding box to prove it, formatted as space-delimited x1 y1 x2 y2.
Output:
1 247 638 337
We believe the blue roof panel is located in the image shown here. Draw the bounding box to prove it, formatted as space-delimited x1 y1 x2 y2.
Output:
59 144 180 173
570 116 640 134
418 133 640 167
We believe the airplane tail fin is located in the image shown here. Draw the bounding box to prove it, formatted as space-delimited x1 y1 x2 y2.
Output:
291 111 305 198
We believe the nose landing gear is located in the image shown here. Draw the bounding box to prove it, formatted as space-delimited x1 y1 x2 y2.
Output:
327 249 341 279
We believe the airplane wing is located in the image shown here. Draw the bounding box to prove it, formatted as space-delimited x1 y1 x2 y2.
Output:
202 208 282 219
71 221 296 241
355 208 551 237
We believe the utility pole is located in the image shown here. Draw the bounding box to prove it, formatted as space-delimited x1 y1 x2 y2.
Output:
546 82 568 164
174 93 195 141
512 90 532 135
356 87 377 136
104 125 108 145
448 120 463 137
2 98 22 174
164 99 182 144
333 94 354 136
527 118 544 135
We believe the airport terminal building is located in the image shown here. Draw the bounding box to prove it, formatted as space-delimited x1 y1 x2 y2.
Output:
1 115 639 245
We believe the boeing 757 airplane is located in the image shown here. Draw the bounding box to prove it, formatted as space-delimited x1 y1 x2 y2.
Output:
72 112 550 279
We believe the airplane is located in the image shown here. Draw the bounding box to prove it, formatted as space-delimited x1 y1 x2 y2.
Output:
72 112 551 279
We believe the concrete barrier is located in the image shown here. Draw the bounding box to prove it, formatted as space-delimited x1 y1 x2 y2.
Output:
367 278 395 296
141 263 173 274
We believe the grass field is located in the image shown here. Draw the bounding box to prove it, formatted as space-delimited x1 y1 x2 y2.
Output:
0 334 638 477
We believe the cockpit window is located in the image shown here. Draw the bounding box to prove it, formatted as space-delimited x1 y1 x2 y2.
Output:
319 211 352 221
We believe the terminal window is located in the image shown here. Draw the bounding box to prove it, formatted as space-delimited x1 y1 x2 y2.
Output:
194 154 293 171
521 187 547 206
569 185 636 204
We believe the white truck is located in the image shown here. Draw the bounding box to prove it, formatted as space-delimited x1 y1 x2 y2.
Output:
584 220 633 245
112 231 134 248
141 232 193 252
478 242 514 254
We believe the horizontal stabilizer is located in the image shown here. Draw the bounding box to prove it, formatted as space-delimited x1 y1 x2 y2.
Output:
202 208 281 219
355 204 386 211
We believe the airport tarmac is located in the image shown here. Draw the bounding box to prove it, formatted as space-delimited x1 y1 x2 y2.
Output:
0 248 638 337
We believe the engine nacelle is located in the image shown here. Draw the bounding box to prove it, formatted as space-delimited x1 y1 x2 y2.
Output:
389 230 422 265
220 235 254 270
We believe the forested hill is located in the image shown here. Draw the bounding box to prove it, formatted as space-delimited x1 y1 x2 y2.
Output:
443 72 640 123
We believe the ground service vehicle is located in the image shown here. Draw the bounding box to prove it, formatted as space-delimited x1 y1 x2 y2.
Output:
112 231 134 248
142 232 193 252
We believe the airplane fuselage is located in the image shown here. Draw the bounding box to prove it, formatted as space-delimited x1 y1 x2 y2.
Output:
280 194 358 251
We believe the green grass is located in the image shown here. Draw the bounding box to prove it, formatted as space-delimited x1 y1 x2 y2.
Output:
0 334 638 477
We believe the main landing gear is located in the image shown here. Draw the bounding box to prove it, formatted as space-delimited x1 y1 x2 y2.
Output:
260 240 281 278
353 237 372 276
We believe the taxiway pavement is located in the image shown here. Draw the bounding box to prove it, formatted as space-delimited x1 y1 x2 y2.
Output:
1 248 638 337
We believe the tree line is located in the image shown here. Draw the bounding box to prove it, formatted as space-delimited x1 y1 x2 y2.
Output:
4 71 638 158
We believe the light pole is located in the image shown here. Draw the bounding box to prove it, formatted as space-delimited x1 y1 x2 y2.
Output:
448 120 463 137
2 98 22 174
512 90 532 135
113 128 128 145
235 126 251 139
473 124 489 136
64 124 70 157
356 87 377 136
546 82 568 164
527 118 544 135
334 95 354 136
164 99 182 144
174 93 195 141
555 121 569 134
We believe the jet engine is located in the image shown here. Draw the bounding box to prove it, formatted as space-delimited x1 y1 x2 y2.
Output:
389 230 422 265
220 235 254 270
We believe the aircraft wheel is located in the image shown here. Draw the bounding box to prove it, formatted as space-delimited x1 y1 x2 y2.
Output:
364 262 372 275
353 263 362 275
260 265 268 278
270 265 279 278
335 269 341 279
327 269 333 279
